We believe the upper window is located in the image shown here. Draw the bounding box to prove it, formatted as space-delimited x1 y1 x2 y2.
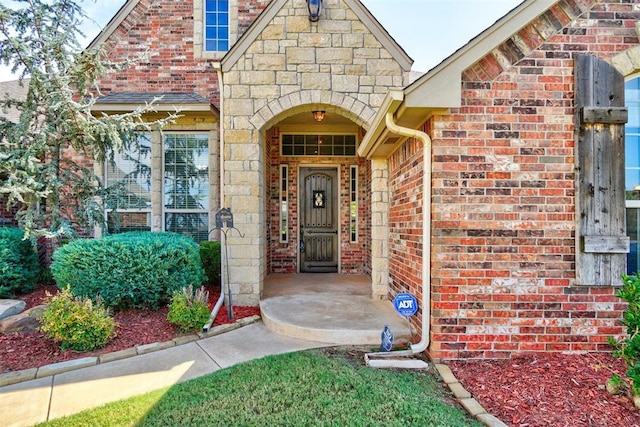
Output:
205 0 229 52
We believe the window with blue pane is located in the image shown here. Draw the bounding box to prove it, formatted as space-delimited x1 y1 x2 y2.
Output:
205 0 229 52
626 77 640 273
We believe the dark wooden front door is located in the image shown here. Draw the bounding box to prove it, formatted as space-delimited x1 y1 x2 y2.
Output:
300 167 339 273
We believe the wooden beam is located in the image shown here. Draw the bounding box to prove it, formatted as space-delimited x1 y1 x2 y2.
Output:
581 107 628 124
582 236 630 254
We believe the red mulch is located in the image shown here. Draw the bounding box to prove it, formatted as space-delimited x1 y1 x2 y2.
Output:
449 353 640 426
0 285 260 374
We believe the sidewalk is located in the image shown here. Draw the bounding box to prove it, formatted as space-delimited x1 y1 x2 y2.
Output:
0 321 329 427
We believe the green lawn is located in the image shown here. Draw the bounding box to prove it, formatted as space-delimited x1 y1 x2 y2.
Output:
38 348 482 427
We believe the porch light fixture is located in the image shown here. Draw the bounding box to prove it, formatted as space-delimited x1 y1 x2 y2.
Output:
307 0 322 22
312 110 325 122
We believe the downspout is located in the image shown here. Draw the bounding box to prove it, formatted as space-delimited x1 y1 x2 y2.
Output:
365 111 432 359
203 63 226 332
384 112 431 354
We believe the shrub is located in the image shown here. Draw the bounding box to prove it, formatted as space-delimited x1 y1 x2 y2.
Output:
40 287 117 351
200 241 221 285
51 232 206 309
609 274 640 397
167 285 211 332
0 227 40 297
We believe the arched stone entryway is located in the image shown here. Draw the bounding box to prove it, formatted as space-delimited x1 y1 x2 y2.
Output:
259 102 372 278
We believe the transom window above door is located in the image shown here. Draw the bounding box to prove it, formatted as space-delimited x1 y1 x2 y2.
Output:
281 134 357 156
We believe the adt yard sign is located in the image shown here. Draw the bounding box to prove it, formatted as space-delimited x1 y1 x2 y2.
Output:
393 293 418 317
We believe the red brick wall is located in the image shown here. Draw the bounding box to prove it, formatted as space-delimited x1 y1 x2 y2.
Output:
389 0 640 361
0 194 19 228
389 137 425 340
97 0 270 106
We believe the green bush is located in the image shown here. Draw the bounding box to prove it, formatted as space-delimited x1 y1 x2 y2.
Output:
200 241 221 285
167 285 211 332
0 227 40 297
40 287 117 351
609 273 640 396
51 232 206 309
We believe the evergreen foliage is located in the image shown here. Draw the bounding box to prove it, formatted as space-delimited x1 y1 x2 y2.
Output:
0 0 176 240
40 286 116 351
610 274 640 396
199 240 221 285
0 226 39 297
50 232 206 309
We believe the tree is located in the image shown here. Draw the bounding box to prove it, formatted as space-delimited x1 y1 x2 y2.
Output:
0 0 174 239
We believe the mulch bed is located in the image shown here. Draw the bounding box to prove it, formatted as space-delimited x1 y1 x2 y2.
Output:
449 353 640 426
0 285 260 374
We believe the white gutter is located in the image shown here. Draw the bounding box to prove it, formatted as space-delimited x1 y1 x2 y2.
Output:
203 63 226 332
365 102 432 361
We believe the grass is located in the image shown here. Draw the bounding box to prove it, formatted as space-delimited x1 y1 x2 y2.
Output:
38 347 482 427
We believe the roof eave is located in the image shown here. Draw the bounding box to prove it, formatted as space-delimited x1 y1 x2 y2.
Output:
87 0 138 49
403 0 555 109
357 90 404 159
91 103 219 116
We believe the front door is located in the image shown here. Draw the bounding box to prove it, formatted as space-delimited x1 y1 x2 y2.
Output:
299 167 339 273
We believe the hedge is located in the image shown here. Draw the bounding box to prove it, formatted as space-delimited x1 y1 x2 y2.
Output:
0 227 39 297
51 232 206 309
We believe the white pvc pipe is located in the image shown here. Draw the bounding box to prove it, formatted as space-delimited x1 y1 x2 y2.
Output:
383 112 432 354
375 112 431 356
365 111 432 359
203 64 226 332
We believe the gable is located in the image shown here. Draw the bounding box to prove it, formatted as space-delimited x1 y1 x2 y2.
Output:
221 0 413 73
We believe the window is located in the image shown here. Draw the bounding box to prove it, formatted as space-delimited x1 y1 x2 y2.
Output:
204 0 229 52
626 77 640 274
105 133 152 233
350 165 358 243
280 165 288 243
281 134 357 156
105 132 211 243
164 133 210 242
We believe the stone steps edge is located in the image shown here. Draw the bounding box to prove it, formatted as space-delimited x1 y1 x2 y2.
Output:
433 363 508 427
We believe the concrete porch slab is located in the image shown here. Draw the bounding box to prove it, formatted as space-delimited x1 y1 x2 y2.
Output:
261 274 412 345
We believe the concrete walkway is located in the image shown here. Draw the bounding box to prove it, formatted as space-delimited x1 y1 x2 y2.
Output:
0 321 328 427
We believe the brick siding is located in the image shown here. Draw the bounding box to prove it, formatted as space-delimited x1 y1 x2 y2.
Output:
409 0 639 360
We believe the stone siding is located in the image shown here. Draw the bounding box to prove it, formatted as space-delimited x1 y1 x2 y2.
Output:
223 0 409 304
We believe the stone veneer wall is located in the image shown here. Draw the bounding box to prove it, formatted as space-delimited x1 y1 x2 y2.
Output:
222 0 409 305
